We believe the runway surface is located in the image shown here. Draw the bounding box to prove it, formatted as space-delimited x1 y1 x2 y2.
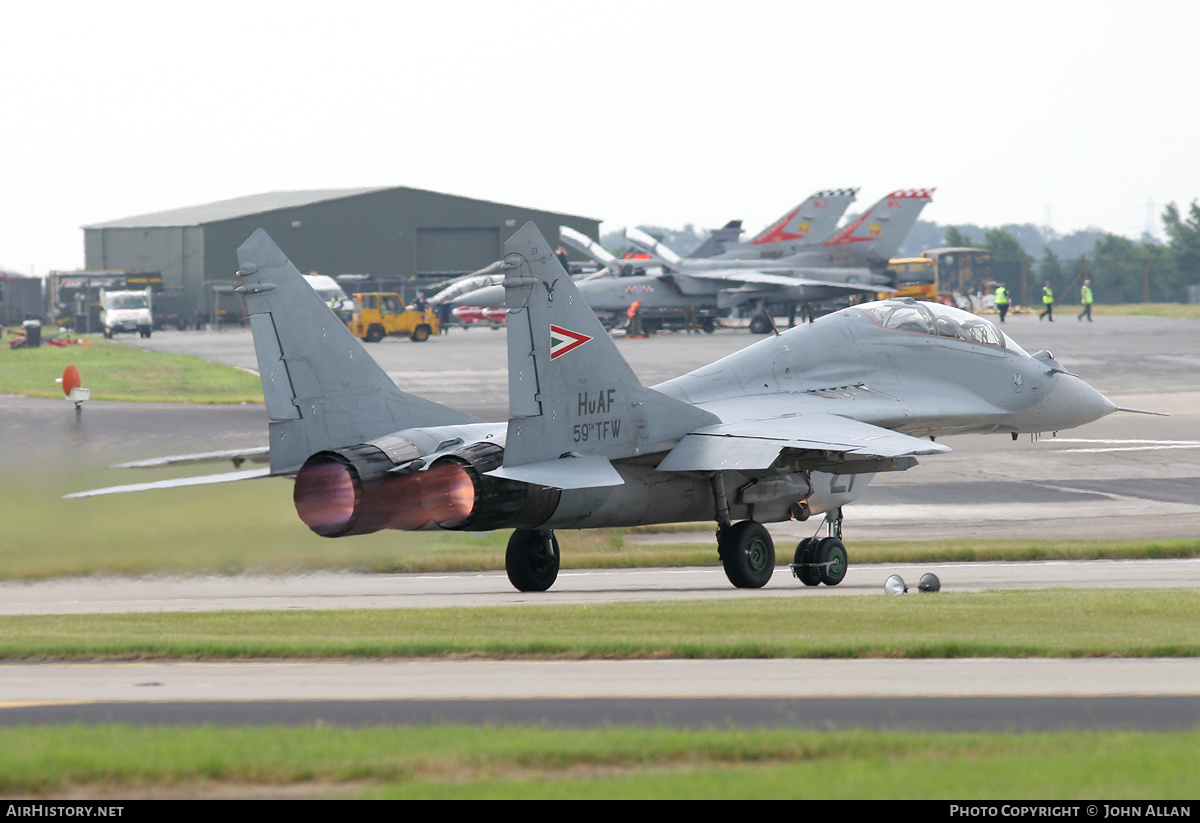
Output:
2 559 1198 614
2 313 1198 727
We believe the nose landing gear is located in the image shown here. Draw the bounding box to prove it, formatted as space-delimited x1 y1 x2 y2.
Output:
790 508 848 587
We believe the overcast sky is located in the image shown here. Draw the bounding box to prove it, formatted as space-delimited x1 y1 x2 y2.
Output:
3 0 1199 274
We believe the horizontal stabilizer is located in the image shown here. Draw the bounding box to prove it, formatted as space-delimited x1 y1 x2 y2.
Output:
486 455 624 489
65 468 271 499
656 414 949 473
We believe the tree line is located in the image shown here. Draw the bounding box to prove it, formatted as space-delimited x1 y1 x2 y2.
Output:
942 201 1200 304
608 200 1200 304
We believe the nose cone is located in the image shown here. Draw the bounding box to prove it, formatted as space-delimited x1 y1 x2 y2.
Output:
450 284 506 307
1039 374 1117 430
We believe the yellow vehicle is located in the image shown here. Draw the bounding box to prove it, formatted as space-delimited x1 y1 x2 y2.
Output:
879 249 995 308
350 293 439 343
880 257 938 301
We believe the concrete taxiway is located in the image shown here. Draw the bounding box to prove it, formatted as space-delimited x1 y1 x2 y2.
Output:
1 559 1198 615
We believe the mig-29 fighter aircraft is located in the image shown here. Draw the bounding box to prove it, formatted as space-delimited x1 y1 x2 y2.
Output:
203 222 1114 593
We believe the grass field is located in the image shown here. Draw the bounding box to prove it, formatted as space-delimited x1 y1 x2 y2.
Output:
1085 303 1200 318
4 469 1199 580
0 329 262 403
1 726 1194 799
0 589 1195 660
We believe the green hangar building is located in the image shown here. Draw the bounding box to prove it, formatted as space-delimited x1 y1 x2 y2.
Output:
82 186 601 315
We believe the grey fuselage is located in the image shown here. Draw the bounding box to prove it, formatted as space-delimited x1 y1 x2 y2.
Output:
385 302 1113 532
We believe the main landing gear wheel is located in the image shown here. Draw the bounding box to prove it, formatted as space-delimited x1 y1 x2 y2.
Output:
719 521 775 589
748 315 772 335
815 537 847 586
505 529 560 592
792 538 821 586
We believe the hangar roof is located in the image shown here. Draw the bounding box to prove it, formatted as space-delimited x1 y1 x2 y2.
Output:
86 187 600 230
83 188 394 229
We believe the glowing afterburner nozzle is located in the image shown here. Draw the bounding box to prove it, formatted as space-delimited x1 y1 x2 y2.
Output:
293 449 433 537
294 458 358 536
420 461 477 527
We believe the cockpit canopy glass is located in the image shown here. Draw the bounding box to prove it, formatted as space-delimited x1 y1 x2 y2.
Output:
857 299 1004 348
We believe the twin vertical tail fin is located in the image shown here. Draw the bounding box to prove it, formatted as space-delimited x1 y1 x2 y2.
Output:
821 188 934 262
235 229 478 475
496 223 718 482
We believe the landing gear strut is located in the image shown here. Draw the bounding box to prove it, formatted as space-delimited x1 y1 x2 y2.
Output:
505 529 560 592
789 508 848 586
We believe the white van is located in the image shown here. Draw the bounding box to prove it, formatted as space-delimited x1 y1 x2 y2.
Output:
100 289 153 338
302 275 353 322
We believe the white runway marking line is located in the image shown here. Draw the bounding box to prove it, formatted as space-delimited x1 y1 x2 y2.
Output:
1052 438 1200 454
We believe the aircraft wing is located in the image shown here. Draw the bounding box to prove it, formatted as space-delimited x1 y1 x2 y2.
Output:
655 413 950 473
113 447 270 469
680 268 883 294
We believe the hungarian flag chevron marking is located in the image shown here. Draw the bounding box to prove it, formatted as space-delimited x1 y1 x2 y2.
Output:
549 324 592 360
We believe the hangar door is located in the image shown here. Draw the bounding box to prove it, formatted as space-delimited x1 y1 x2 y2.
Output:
416 228 501 275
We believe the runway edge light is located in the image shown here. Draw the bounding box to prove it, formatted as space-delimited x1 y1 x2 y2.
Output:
57 365 90 408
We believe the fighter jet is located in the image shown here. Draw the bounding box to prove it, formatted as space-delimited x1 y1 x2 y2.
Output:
558 189 857 273
670 187 861 261
459 189 932 332
163 222 1110 594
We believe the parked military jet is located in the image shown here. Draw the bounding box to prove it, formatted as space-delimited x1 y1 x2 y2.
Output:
554 188 858 281
175 223 1110 593
658 187 861 261
457 189 931 332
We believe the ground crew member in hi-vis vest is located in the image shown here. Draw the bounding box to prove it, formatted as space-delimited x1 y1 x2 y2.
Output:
993 283 1010 323
1039 281 1054 322
628 300 643 337
1079 280 1094 322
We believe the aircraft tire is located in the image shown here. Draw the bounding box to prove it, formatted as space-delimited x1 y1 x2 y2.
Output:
793 538 821 586
365 324 385 343
700 318 715 334
749 315 772 335
719 521 775 589
816 537 848 586
505 529 560 592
